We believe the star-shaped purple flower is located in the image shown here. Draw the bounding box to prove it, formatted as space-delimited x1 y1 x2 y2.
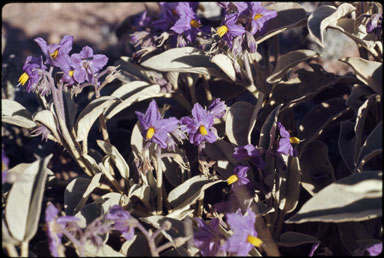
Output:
222 208 262 256
233 144 265 169
180 102 217 146
34 35 73 70
105 205 136 241
217 13 246 48
249 2 278 35
170 2 204 44
70 46 108 84
193 218 225 256
227 165 250 190
135 100 180 149
17 56 47 94
276 122 297 157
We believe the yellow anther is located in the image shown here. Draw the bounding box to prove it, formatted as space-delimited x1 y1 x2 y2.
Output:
199 125 208 136
146 127 155 140
290 137 300 144
227 175 238 185
190 19 201 28
254 13 263 20
69 70 74 77
217 25 228 37
247 235 263 247
50 49 59 59
18 72 29 86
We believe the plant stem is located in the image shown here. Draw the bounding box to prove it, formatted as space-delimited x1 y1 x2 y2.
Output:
20 241 28 257
135 221 160 256
155 147 163 215
4 243 18 257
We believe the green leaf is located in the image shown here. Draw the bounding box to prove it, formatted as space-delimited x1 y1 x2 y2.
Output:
73 173 103 214
205 140 239 179
355 121 382 172
167 175 224 209
299 140 335 196
83 241 124 257
266 50 318 84
255 2 307 44
278 232 320 247
120 235 151 257
340 57 382 95
105 81 164 120
338 121 357 172
211 53 236 81
259 104 283 150
140 47 222 77
1 99 36 129
279 156 301 214
97 140 130 181
33 110 61 143
286 171 382 223
75 96 119 142
64 177 91 215
5 155 52 242
225 101 254 146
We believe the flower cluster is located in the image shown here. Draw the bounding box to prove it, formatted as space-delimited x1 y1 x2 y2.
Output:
17 35 109 96
136 98 227 150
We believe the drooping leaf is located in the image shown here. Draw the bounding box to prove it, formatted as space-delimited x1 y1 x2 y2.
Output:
140 47 223 78
298 98 351 155
259 104 283 150
64 177 91 215
167 175 224 209
266 50 318 84
338 121 357 172
97 140 130 181
346 84 375 113
286 171 382 223
340 57 382 95
279 156 301 214
75 96 119 142
105 81 164 120
1 99 36 129
354 121 382 172
278 232 320 247
73 173 103 214
255 2 307 44
211 53 236 81
299 140 335 196
205 140 239 179
5 155 52 242
33 110 61 143
225 101 254 146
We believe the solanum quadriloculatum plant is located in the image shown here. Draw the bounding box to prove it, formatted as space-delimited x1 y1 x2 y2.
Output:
2 1 382 257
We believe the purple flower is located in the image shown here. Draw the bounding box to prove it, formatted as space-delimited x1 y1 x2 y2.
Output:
367 242 382 256
217 13 246 48
70 46 108 84
106 205 136 241
248 2 277 35
2 150 9 183
367 13 382 33
135 100 180 149
222 208 262 256
170 2 202 43
45 203 79 257
17 56 47 94
227 165 250 190
208 98 227 119
180 102 217 146
193 218 225 256
152 2 179 31
34 35 73 70
276 122 298 157
233 144 265 169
